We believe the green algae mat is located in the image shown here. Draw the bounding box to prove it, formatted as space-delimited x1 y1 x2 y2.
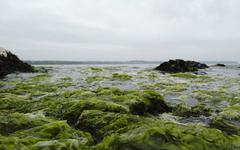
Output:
0 65 240 150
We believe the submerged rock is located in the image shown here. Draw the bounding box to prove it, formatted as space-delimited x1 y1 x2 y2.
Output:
155 59 209 73
0 47 34 78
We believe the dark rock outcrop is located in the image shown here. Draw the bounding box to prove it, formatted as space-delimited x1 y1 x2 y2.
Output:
215 64 226 67
0 47 34 78
155 59 209 73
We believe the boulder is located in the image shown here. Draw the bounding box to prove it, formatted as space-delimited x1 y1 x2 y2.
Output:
155 59 209 73
0 47 34 78
215 64 226 67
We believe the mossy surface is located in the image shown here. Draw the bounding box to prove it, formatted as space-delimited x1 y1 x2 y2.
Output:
193 89 240 105
91 110 240 150
173 103 212 117
111 73 132 81
0 65 240 149
90 67 103 72
210 104 240 135
86 76 108 83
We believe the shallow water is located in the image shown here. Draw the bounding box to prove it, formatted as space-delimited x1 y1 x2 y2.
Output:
5 64 240 106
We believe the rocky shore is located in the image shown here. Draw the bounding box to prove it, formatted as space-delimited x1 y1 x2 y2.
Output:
0 48 34 78
0 51 239 149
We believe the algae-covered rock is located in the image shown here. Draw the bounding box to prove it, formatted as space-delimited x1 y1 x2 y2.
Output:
60 99 128 125
90 67 103 72
0 76 73 97
76 110 141 142
155 59 208 73
0 121 94 149
170 73 212 82
94 87 172 116
111 73 132 81
0 112 53 135
55 87 171 118
0 47 34 78
82 110 240 150
210 104 240 135
86 76 108 83
173 103 212 117
97 123 240 150
1 62 240 150
0 93 32 113
129 90 172 115
193 90 240 105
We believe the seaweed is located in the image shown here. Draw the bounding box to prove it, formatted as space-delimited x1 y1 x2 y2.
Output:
209 104 240 135
0 67 240 149
90 67 103 72
173 103 212 117
111 73 132 81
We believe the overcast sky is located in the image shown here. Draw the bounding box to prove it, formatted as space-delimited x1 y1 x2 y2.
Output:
0 0 240 61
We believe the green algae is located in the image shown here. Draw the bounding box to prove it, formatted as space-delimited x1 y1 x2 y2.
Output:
30 74 51 82
111 73 132 81
59 99 128 125
36 88 172 126
60 77 72 82
129 90 172 115
90 67 103 72
171 73 208 79
0 79 73 97
193 89 240 105
0 121 94 150
96 123 240 150
93 87 172 116
86 76 108 83
141 82 187 95
0 66 240 149
173 103 212 117
170 73 214 83
147 72 159 81
0 112 53 135
210 104 240 135
164 83 187 94
80 110 240 150
0 93 33 113
76 110 141 142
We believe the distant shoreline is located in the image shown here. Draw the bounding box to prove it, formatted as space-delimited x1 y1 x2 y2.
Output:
26 60 238 65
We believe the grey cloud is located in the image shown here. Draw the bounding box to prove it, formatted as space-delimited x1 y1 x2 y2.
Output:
0 0 239 61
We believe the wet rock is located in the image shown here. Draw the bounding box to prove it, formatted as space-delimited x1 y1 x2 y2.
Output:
194 71 207 75
155 59 209 73
209 104 240 135
87 110 240 149
129 90 172 115
0 121 94 149
215 64 226 67
0 112 52 135
76 110 141 142
173 103 212 117
0 47 34 78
